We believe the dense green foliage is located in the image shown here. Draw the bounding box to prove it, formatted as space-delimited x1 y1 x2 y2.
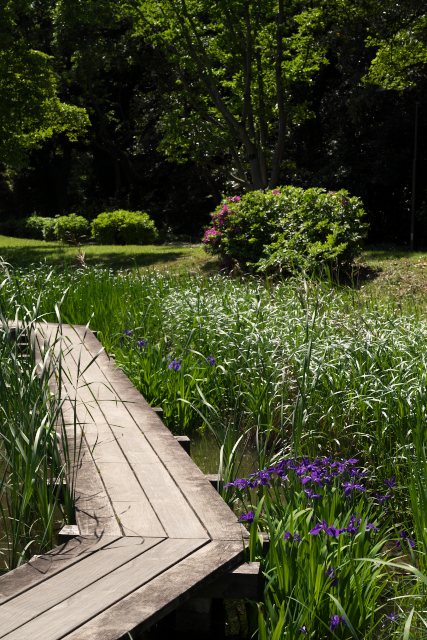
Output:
20 216 48 240
91 210 158 245
135 0 327 191
55 213 90 243
0 0 425 243
1 214 90 243
204 187 368 273
0 1 89 168
0 310 76 572
3 264 427 632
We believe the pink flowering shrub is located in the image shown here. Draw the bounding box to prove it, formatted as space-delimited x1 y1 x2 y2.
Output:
203 187 368 273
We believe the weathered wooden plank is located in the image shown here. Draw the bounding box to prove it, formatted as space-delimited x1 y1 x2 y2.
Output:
58 326 208 540
71 326 166 433
131 463 208 539
33 324 110 534
70 326 247 541
113 501 165 537
62 443 121 537
0 536 119 606
159 473 248 540
61 540 245 640
92 462 149 503
0 537 165 638
74 494 121 537
43 326 164 539
58 525 80 544
174 435 191 455
4 538 206 640
142 432 200 463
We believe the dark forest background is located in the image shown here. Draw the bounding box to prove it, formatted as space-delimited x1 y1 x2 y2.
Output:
1 2 426 245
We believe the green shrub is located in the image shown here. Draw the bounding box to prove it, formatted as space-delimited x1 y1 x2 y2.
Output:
203 187 368 273
55 214 90 243
42 218 57 241
91 210 158 245
22 216 47 240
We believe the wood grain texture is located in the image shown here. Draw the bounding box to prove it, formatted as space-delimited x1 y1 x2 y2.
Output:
0 536 119 606
36 324 121 537
59 325 208 540
0 324 251 640
110 501 165 538
61 540 245 640
131 463 208 539
5 538 206 640
69 327 244 539
157 466 249 541
0 537 164 638
45 325 164 538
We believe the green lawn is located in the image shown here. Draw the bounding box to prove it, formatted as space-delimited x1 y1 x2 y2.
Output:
3 235 427 306
0 235 218 272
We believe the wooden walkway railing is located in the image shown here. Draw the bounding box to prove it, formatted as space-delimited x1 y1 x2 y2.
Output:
0 323 257 640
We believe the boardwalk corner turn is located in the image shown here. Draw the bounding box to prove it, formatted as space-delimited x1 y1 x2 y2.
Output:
0 323 258 640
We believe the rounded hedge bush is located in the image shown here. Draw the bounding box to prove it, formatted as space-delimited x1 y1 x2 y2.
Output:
22 216 46 240
91 210 158 245
203 187 368 273
55 214 90 243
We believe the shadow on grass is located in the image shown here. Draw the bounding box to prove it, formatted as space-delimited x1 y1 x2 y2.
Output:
340 262 381 289
0 244 192 269
84 250 190 269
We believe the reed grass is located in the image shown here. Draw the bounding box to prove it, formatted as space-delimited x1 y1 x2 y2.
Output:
0 270 91 571
4 262 427 635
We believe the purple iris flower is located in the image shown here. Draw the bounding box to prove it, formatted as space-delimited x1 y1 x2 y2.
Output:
396 530 416 548
310 520 343 538
224 478 254 490
300 625 308 635
365 522 379 531
330 461 346 473
284 531 301 542
206 355 216 366
330 615 347 632
385 612 399 622
302 471 324 487
346 514 361 535
168 359 182 371
256 471 271 487
383 476 397 489
376 492 391 504
326 566 339 587
341 481 366 497
123 329 133 336
238 511 255 524
348 468 367 479
136 339 148 348
304 488 321 499
344 514 378 535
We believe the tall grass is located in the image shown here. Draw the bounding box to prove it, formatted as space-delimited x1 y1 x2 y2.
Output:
4 263 427 634
0 275 84 571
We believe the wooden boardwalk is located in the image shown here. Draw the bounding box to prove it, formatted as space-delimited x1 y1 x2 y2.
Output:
0 323 252 640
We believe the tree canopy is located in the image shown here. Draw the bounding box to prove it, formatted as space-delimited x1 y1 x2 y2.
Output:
0 0 426 243
0 0 89 168
132 0 329 190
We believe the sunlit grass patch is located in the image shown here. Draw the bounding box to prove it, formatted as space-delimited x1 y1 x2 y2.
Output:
0 235 219 272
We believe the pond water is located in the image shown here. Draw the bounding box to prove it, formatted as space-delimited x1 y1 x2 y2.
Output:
190 432 260 478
